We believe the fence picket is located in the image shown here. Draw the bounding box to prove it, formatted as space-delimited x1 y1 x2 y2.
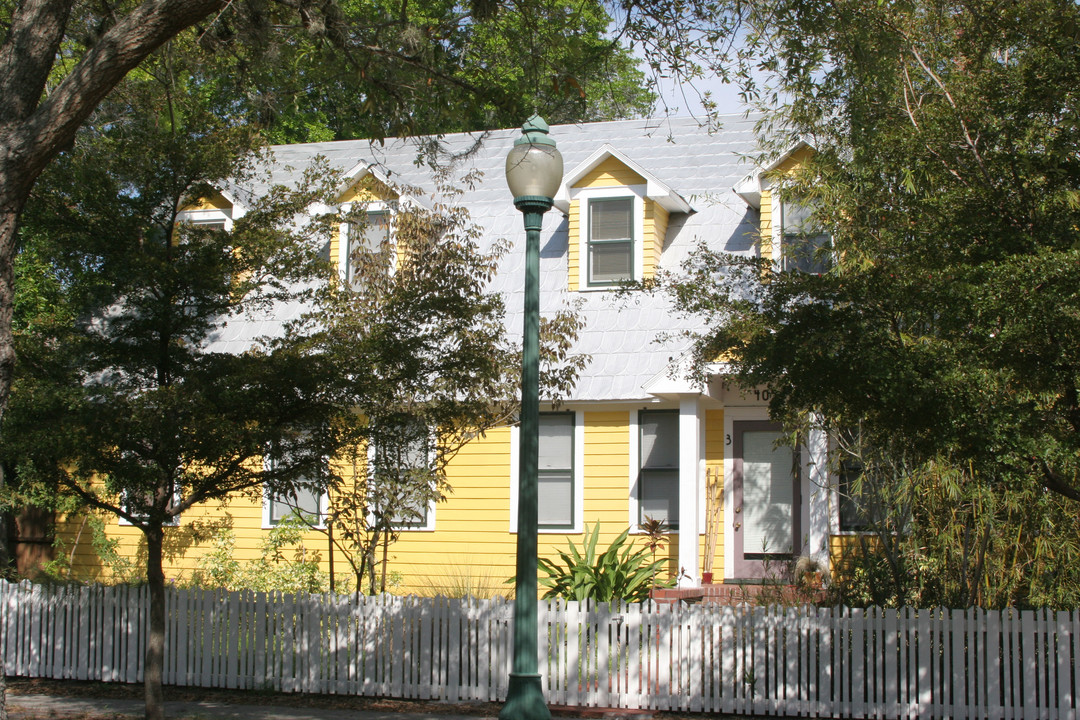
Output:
7 580 1080 719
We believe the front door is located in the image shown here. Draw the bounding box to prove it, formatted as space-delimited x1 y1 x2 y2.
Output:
731 420 800 580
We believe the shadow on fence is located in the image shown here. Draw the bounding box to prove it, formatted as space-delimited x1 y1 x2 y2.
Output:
2 580 1077 718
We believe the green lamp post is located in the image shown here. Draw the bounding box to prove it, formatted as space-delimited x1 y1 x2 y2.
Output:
500 115 562 720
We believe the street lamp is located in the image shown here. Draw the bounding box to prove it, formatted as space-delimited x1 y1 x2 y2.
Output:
500 116 562 720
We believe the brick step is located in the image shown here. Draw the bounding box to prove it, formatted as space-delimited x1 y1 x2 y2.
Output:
650 583 825 606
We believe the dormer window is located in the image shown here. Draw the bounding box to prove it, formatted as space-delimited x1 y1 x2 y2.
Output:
588 197 635 286
557 145 691 293
346 209 392 286
779 200 831 274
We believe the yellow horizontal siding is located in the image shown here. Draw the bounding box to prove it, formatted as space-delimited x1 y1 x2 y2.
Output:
338 176 396 203
829 533 880 578
183 192 231 211
642 200 669 281
330 225 340 272
573 157 645 189
582 411 631 531
703 409 725 579
49 416 688 596
759 187 773 262
568 199 580 291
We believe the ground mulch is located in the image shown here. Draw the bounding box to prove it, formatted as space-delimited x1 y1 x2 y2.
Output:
4 679 675 720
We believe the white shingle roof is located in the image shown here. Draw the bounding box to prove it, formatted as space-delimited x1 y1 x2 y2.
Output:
207 114 763 402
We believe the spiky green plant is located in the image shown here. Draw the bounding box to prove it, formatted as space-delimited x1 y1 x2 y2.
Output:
536 523 672 603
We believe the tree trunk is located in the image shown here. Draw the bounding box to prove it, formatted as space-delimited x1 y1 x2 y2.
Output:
144 525 166 720
1 651 7 720
0 464 10 577
0 211 20 430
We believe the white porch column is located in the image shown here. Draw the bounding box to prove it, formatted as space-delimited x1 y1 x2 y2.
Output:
806 415 831 568
677 396 702 587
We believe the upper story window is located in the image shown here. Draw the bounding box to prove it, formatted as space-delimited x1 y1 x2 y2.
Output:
557 145 691 293
587 198 635 286
779 200 831 274
346 210 392 286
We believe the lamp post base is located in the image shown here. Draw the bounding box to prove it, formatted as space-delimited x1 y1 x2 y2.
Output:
498 673 551 720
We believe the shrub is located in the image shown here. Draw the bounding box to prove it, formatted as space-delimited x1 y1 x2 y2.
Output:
537 523 673 603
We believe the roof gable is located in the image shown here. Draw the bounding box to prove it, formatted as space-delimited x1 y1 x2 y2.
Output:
555 144 692 214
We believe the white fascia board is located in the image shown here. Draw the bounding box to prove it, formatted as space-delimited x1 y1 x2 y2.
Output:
703 361 735 376
731 138 817 211
642 356 704 398
217 188 248 217
555 144 692 215
336 162 431 210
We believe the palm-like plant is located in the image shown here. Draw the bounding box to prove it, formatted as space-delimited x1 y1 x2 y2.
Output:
536 523 673 603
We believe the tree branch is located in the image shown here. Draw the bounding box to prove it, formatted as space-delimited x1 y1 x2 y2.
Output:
0 0 75 126
7 0 226 198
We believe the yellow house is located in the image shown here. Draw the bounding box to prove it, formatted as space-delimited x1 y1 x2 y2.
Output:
49 116 861 595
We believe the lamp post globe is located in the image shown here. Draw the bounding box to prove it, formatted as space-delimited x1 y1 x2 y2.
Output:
499 115 561 720
505 117 563 202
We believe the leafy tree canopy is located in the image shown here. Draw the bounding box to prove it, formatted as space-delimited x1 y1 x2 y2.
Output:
659 0 1080 605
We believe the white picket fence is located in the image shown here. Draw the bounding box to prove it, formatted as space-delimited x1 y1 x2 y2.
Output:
2 580 1078 719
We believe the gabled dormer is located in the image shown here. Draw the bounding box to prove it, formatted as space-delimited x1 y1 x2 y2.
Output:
734 142 829 272
332 164 401 284
555 145 691 291
177 189 244 229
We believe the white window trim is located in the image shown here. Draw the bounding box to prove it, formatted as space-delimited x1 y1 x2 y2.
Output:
119 488 181 526
339 200 394 282
366 433 437 532
574 186 646 291
177 208 234 231
260 452 329 529
261 483 329 530
509 410 585 534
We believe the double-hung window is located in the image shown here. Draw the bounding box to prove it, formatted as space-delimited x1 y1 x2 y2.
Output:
779 201 830 274
369 418 435 531
119 487 181 526
836 456 888 532
264 442 327 527
639 410 679 528
538 413 575 530
268 483 325 526
347 210 391 286
587 197 634 286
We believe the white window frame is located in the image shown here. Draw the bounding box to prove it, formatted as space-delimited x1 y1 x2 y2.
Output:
510 410 585 534
633 408 680 531
771 191 831 274
178 208 234 231
118 487 181 527
260 447 329 529
262 482 329 529
575 186 645 290
339 201 394 282
367 429 437 532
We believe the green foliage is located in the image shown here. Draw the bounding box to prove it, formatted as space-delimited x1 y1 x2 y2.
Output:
828 449 1080 609
192 516 330 594
39 513 144 585
303 175 587 596
536 524 673 603
660 0 1080 607
112 0 655 144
